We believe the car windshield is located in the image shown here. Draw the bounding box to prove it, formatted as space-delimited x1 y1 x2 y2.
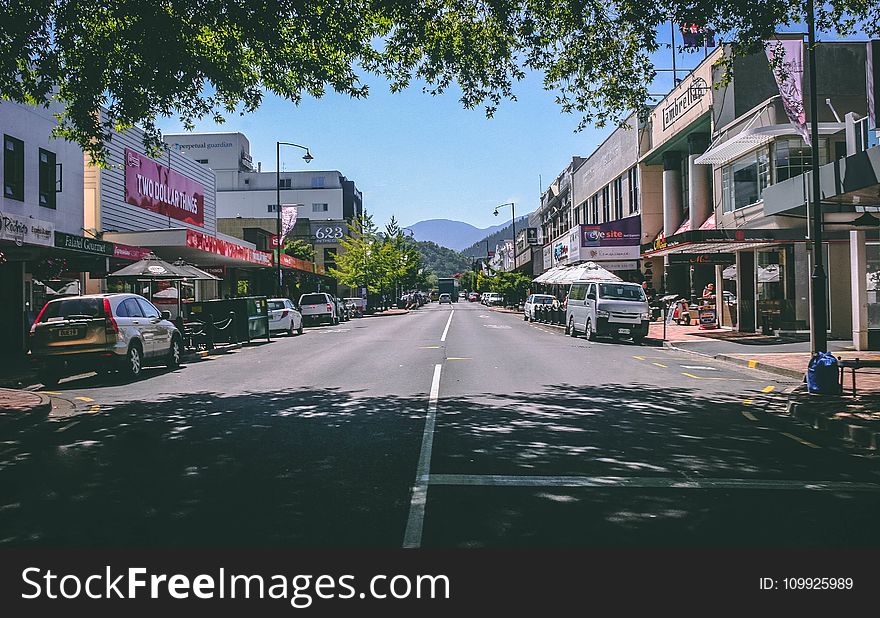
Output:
535 297 554 304
268 301 286 311
598 283 646 301
38 298 105 322
300 294 327 305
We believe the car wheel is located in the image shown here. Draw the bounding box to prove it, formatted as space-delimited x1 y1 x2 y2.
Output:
569 317 578 337
297 323 304 335
632 335 644 345
123 343 143 379
166 336 182 368
289 322 297 336
585 319 596 341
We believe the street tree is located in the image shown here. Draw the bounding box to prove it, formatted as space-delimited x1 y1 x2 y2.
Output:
3 1 878 164
328 213 380 294
283 239 315 262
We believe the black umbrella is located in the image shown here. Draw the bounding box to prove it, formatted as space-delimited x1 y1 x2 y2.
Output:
107 252 190 279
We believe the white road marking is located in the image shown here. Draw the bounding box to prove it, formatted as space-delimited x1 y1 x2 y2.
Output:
681 365 719 371
440 311 454 342
478 315 490 318
427 474 880 492
403 363 443 548
484 324 512 329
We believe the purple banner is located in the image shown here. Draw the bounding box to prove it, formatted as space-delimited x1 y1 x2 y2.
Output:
766 39 811 146
581 215 641 247
124 148 205 226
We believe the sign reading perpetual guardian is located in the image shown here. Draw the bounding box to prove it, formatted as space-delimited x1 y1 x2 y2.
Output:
124 148 205 226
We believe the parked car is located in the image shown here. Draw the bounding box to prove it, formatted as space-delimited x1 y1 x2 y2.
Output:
439 293 452 304
480 292 489 304
523 294 557 321
334 296 350 321
565 280 650 343
485 292 504 306
468 292 479 302
298 292 339 325
267 298 303 336
28 293 183 385
344 297 366 317
458 292 467 300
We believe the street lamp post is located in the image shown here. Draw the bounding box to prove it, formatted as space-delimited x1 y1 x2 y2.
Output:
493 202 516 271
276 141 313 297
806 0 828 353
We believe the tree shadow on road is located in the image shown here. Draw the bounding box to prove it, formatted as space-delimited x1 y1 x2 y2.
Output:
0 383 877 548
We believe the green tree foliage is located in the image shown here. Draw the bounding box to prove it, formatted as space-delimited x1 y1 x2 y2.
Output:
283 239 315 262
4 1 876 163
480 271 533 304
414 240 473 278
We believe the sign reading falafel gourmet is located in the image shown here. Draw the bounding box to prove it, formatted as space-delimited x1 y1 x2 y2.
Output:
124 148 205 226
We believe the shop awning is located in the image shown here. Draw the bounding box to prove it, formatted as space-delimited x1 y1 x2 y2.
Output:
695 123 845 166
533 262 622 285
641 228 809 258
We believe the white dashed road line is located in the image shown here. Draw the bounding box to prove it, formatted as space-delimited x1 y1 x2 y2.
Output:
440 310 454 342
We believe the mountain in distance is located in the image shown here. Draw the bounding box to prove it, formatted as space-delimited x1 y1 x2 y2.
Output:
460 215 530 258
413 240 474 278
406 218 514 252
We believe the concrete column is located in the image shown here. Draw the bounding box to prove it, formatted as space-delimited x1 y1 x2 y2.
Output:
688 133 711 230
736 250 756 332
851 230 869 350
662 151 683 237
828 241 853 340
715 264 725 327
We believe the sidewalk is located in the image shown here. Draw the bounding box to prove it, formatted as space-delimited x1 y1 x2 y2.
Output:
652 322 880 450
0 388 51 413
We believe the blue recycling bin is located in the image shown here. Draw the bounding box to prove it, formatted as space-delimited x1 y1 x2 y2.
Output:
806 352 841 395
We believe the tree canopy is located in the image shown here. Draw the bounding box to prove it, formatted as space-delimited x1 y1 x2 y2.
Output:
2 1 878 163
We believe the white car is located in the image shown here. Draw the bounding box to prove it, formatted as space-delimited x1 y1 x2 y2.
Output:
298 292 339 325
523 294 556 321
439 293 452 304
268 298 303 336
485 292 503 306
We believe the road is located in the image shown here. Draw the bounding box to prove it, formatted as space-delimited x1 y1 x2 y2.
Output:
1 300 879 547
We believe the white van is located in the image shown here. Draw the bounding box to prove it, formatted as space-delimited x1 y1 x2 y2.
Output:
565 280 650 343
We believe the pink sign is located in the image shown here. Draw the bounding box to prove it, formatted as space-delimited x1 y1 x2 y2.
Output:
113 242 152 261
185 230 272 266
124 148 205 226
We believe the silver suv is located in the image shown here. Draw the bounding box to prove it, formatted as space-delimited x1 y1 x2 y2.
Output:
29 293 183 385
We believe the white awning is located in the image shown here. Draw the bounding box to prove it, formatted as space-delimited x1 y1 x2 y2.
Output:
533 262 623 285
695 123 845 166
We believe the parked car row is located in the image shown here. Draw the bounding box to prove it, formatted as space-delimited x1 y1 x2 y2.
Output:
28 290 372 386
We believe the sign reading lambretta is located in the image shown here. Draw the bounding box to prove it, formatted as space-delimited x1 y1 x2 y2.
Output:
124 148 205 226
662 77 709 130
0 211 54 246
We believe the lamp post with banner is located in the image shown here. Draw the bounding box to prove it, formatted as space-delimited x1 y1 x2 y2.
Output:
276 141 313 296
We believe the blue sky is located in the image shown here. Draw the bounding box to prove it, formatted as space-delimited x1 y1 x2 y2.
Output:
154 38 726 231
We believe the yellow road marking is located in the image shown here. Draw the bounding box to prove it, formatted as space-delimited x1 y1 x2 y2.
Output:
781 432 819 448
633 355 645 361
761 385 776 393
198 350 210 357
742 410 758 421
446 357 471 360
743 399 754 405
652 362 667 368
89 405 101 413
40 391 61 395
748 360 758 368
75 396 94 402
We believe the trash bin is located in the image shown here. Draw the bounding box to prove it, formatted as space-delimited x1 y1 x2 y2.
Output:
806 352 841 395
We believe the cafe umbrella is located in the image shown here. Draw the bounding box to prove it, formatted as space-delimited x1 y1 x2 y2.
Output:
106 253 208 319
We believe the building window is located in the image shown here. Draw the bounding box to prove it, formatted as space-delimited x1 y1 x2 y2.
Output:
3 134 24 201
613 176 624 220
323 247 337 268
268 204 278 213
278 178 291 189
574 205 581 225
311 176 325 188
195 159 209 164
774 138 828 183
628 167 639 214
590 194 599 224
601 185 610 222
721 148 771 212
38 149 57 209
312 203 328 213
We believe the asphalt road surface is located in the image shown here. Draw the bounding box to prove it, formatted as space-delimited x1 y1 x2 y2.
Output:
2 301 879 547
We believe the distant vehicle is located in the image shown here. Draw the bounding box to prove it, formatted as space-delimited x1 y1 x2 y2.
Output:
458 291 466 300
29 293 183 385
344 297 365 317
523 294 556 321
438 277 459 302
439 293 452 304
334 297 350 321
267 298 303 336
298 292 339 325
485 292 503 306
565 280 650 343
468 292 479 302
